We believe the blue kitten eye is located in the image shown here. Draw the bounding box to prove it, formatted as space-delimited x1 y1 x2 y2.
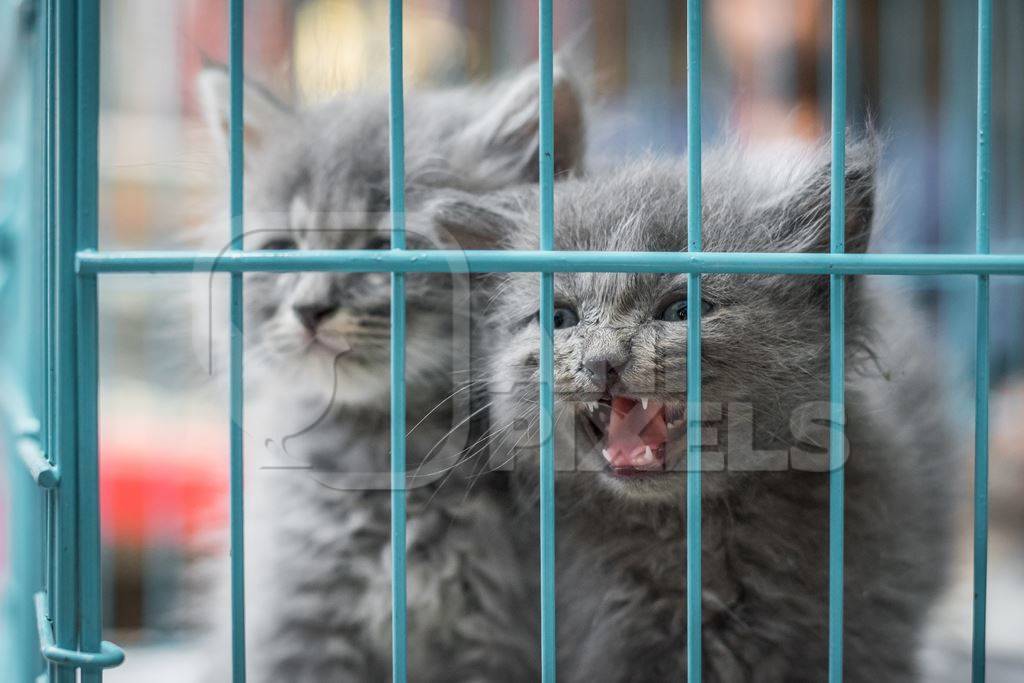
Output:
660 299 713 322
551 307 579 329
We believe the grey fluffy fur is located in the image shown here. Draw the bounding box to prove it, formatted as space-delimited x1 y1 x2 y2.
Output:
196 64 584 682
468 141 955 681
197 61 952 679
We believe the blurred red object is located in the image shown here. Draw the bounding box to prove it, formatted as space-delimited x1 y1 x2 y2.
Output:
100 421 227 549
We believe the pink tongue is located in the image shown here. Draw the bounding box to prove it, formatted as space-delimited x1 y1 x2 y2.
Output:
604 396 668 470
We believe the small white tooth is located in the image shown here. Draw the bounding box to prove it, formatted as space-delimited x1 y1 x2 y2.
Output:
641 398 649 410
602 448 612 461
644 446 654 462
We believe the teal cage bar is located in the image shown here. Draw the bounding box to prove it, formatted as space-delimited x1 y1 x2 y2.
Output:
829 0 848 679
0 0 1014 681
537 1 557 680
228 0 248 678
388 0 409 680
684 1 703 680
972 2 993 682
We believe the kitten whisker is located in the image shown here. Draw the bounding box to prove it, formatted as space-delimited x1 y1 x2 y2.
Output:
410 400 493 479
404 381 480 439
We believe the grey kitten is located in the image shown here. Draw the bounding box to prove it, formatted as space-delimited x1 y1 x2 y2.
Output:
196 63 584 682
468 141 954 681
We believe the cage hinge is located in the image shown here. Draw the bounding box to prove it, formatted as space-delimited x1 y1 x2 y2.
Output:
33 592 125 671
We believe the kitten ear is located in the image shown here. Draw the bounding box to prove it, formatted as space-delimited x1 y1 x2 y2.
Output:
196 66 291 162
450 58 586 188
778 139 878 254
424 191 524 251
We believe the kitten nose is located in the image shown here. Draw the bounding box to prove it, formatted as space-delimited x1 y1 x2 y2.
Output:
293 302 336 332
583 357 624 389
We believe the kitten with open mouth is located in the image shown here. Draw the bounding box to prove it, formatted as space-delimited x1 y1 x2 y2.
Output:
575 394 683 473
460 141 955 680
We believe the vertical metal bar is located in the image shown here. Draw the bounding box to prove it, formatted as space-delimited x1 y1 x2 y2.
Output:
228 0 246 680
76 1 102 681
52 2 79 680
829 1 847 681
685 1 702 681
972 1 992 680
43 2 59 680
538 0 556 679
388 1 408 681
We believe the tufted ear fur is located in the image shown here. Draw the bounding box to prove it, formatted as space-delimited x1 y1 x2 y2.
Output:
196 66 291 163
449 59 586 188
771 139 878 255
424 190 526 251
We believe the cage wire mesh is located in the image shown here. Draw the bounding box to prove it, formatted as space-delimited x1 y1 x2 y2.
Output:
2 1 1023 682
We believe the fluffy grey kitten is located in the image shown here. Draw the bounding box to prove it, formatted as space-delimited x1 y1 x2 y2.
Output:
468 141 955 681
196 63 584 682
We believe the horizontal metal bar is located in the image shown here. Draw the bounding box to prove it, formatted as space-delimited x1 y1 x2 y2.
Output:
16 436 60 489
0 369 60 488
33 592 124 671
77 249 1024 276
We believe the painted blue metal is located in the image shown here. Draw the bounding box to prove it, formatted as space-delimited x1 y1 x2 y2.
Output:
1 48 49 662
973 282 990 683
938 0 979 395
17 3 50 679
34 592 124 672
972 1 992 680
829 1 847 681
10 1 1015 681
538 1 557 680
388 0 407 254
28 2 127 680
76 249 1024 276
75 3 103 682
685 1 702 680
15 435 60 489
388 1 408 681
1 373 59 489
229 0 247 680
52 2 81 680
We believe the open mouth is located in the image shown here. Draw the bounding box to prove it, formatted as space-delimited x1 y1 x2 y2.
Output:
578 394 683 477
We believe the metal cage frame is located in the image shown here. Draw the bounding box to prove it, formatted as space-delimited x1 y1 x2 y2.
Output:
2 0 1017 681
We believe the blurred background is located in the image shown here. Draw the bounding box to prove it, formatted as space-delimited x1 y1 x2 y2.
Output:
2 0 1022 681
